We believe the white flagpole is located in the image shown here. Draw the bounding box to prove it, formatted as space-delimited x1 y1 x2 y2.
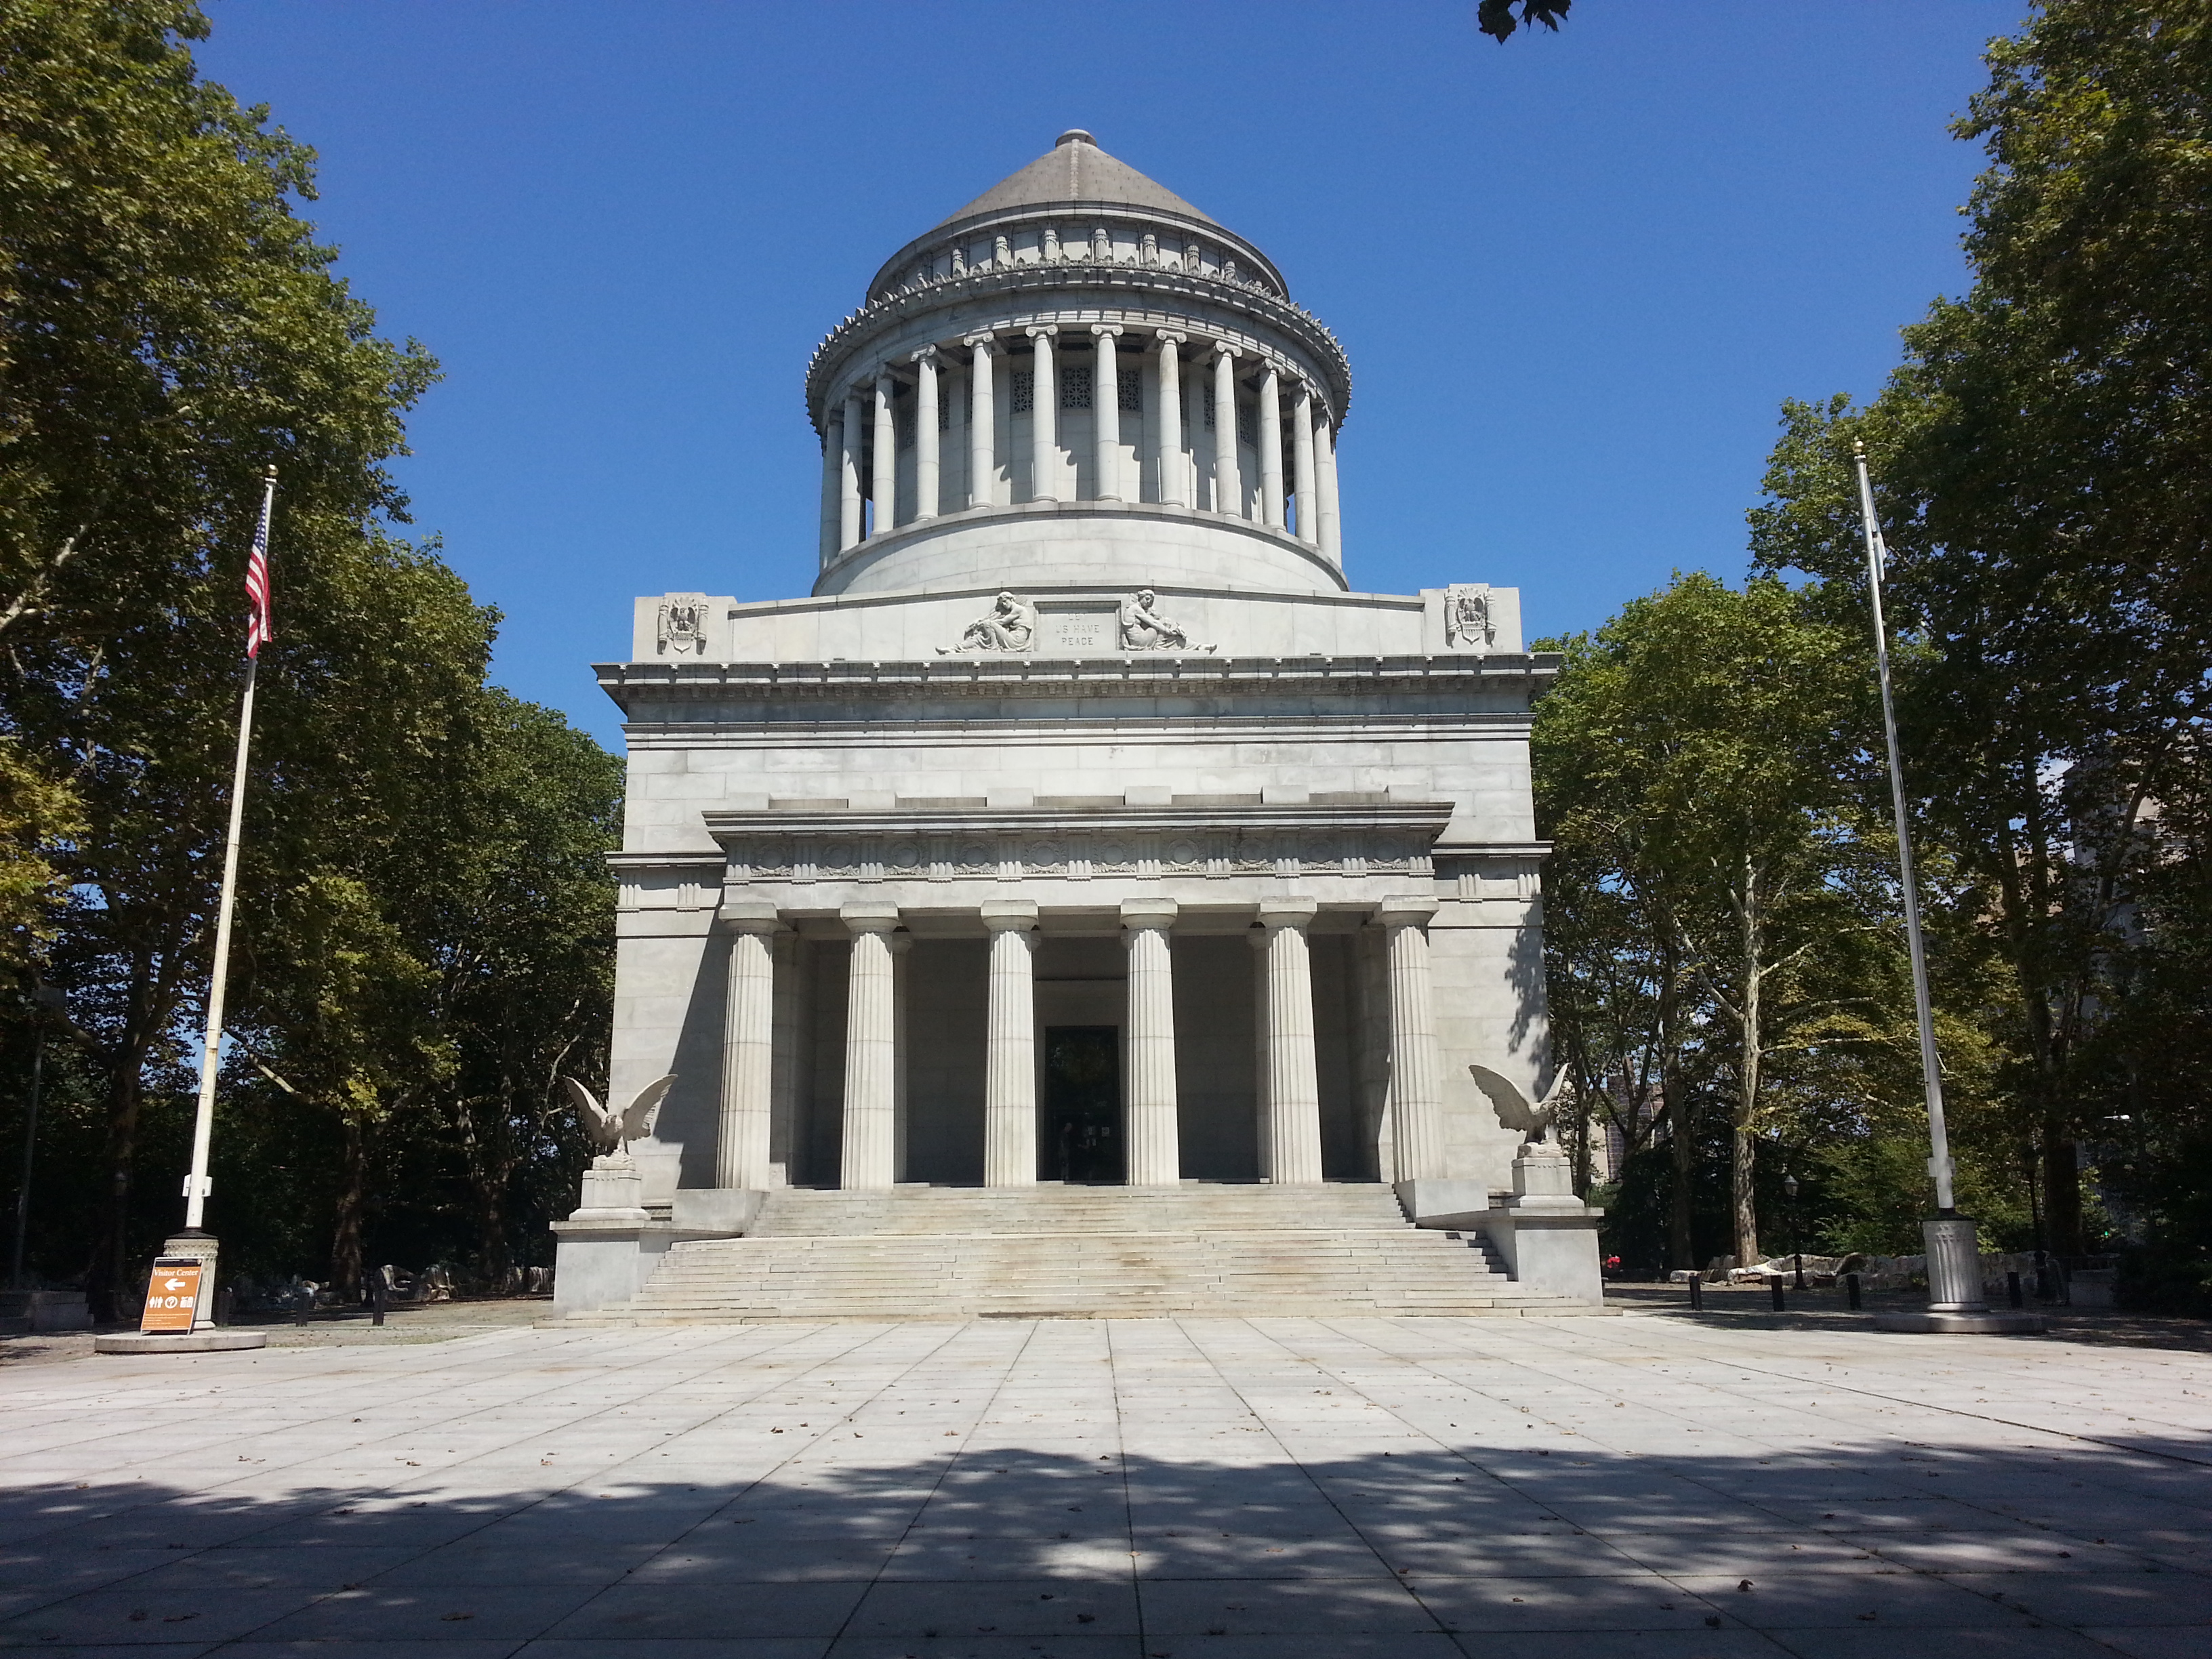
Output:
1851 440 2013 1327
182 467 276 1233
1850 441 1956 1214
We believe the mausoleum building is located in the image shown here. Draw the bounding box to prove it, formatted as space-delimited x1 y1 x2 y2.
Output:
556 132 1602 1320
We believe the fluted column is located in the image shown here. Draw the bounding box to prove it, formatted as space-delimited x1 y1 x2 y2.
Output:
945 359 967 515
1154 331 1185 506
870 371 897 537
840 387 865 551
1249 929 1272 1175
1259 897 1324 1183
717 899 783 1191
838 902 900 1189
1027 326 1058 501
965 334 997 508
768 931 798 1187
1257 364 1286 529
911 346 940 523
1122 897 1181 1186
982 900 1040 1186
1090 325 1122 501
1292 385 1318 547
1185 348 1210 510
1315 408 1343 564
1210 346 1244 520
891 930 912 1181
1378 897 1444 1183
817 415 841 567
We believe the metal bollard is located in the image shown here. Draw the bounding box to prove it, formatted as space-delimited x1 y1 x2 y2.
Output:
1845 1273 1862 1310
371 1273 386 1328
1688 1277 1703 1311
2007 1271 2024 1309
293 1291 308 1328
1769 1278 1786 1313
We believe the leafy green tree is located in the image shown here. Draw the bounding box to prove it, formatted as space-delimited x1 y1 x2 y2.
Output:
1750 1 2212 1253
1538 574 1887 1265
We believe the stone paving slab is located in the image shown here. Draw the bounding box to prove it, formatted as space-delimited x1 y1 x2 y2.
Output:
0 1312 2207 1656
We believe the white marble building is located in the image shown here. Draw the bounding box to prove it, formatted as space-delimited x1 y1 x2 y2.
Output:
591 132 1569 1269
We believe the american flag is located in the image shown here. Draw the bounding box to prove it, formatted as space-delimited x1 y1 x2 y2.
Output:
245 473 274 658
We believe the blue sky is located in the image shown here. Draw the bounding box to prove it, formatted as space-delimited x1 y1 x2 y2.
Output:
195 0 2019 745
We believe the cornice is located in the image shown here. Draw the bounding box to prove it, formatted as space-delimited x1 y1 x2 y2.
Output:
594 651 1561 717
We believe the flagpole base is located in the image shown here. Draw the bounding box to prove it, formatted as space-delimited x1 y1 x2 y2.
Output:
95 1330 266 1354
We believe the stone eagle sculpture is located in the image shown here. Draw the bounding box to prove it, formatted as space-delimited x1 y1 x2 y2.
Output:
1466 1064 1572 1145
560 1073 677 1155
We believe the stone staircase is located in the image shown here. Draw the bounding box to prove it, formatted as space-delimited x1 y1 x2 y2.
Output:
562 1183 1606 1324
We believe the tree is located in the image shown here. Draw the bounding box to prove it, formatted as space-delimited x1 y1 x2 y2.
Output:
1750 1 2212 1253
1478 1 1572 43
1537 574 1883 1266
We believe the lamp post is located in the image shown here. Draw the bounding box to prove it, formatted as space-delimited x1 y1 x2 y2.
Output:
1852 441 2039 1332
8 985 67 1290
1783 1172 1806 1291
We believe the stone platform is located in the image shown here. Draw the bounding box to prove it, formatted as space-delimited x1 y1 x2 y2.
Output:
563 1183 1606 1323
3 1311 2207 1654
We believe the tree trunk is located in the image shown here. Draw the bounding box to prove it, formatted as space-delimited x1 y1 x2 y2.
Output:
1732 849 1764 1267
1658 942 1694 1272
331 1115 369 1299
2041 1115 2084 1257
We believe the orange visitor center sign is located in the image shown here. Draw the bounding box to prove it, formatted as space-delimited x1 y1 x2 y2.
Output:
140 1259 204 1334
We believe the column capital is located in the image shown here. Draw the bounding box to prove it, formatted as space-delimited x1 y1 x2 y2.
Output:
981 899 1040 933
909 344 941 367
889 930 914 955
1155 328 1187 345
1209 342 1242 362
962 331 1000 352
1025 324 1059 342
1376 895 1439 927
1257 895 1319 928
875 366 897 388
718 895 785 934
1120 896 1179 930
1090 323 1124 339
840 900 901 935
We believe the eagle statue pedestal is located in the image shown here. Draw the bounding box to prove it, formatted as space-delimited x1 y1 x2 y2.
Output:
573 1154 650 1223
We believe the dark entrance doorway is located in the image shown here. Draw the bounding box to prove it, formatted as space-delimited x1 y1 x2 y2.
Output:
1044 1025 1122 1183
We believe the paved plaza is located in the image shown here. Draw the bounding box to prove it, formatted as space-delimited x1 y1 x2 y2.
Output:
3 1313 2207 1658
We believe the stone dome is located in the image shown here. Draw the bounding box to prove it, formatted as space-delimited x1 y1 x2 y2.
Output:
804 134 1352 600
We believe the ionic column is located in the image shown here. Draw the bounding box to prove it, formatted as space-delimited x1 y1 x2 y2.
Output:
717 899 783 1191
891 930 912 1181
1154 331 1186 507
1091 325 1123 500
982 900 1040 1186
817 414 841 567
911 346 940 523
1248 929 1272 1175
1027 326 1059 502
838 902 900 1189
840 387 865 550
1210 346 1244 519
1122 897 1181 1186
1259 896 1324 1183
945 359 968 514
965 333 998 508
870 371 897 537
1316 408 1343 564
1257 364 1286 529
1291 385 1318 547
1378 896 1444 1183
1185 348 1210 510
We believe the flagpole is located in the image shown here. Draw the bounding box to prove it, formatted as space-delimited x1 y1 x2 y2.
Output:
181 466 276 1235
1851 441 2033 1331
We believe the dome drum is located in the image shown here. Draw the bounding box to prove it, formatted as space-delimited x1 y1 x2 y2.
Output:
803 132 1352 600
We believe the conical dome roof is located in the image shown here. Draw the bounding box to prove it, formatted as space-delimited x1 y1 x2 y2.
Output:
933 129 1218 229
